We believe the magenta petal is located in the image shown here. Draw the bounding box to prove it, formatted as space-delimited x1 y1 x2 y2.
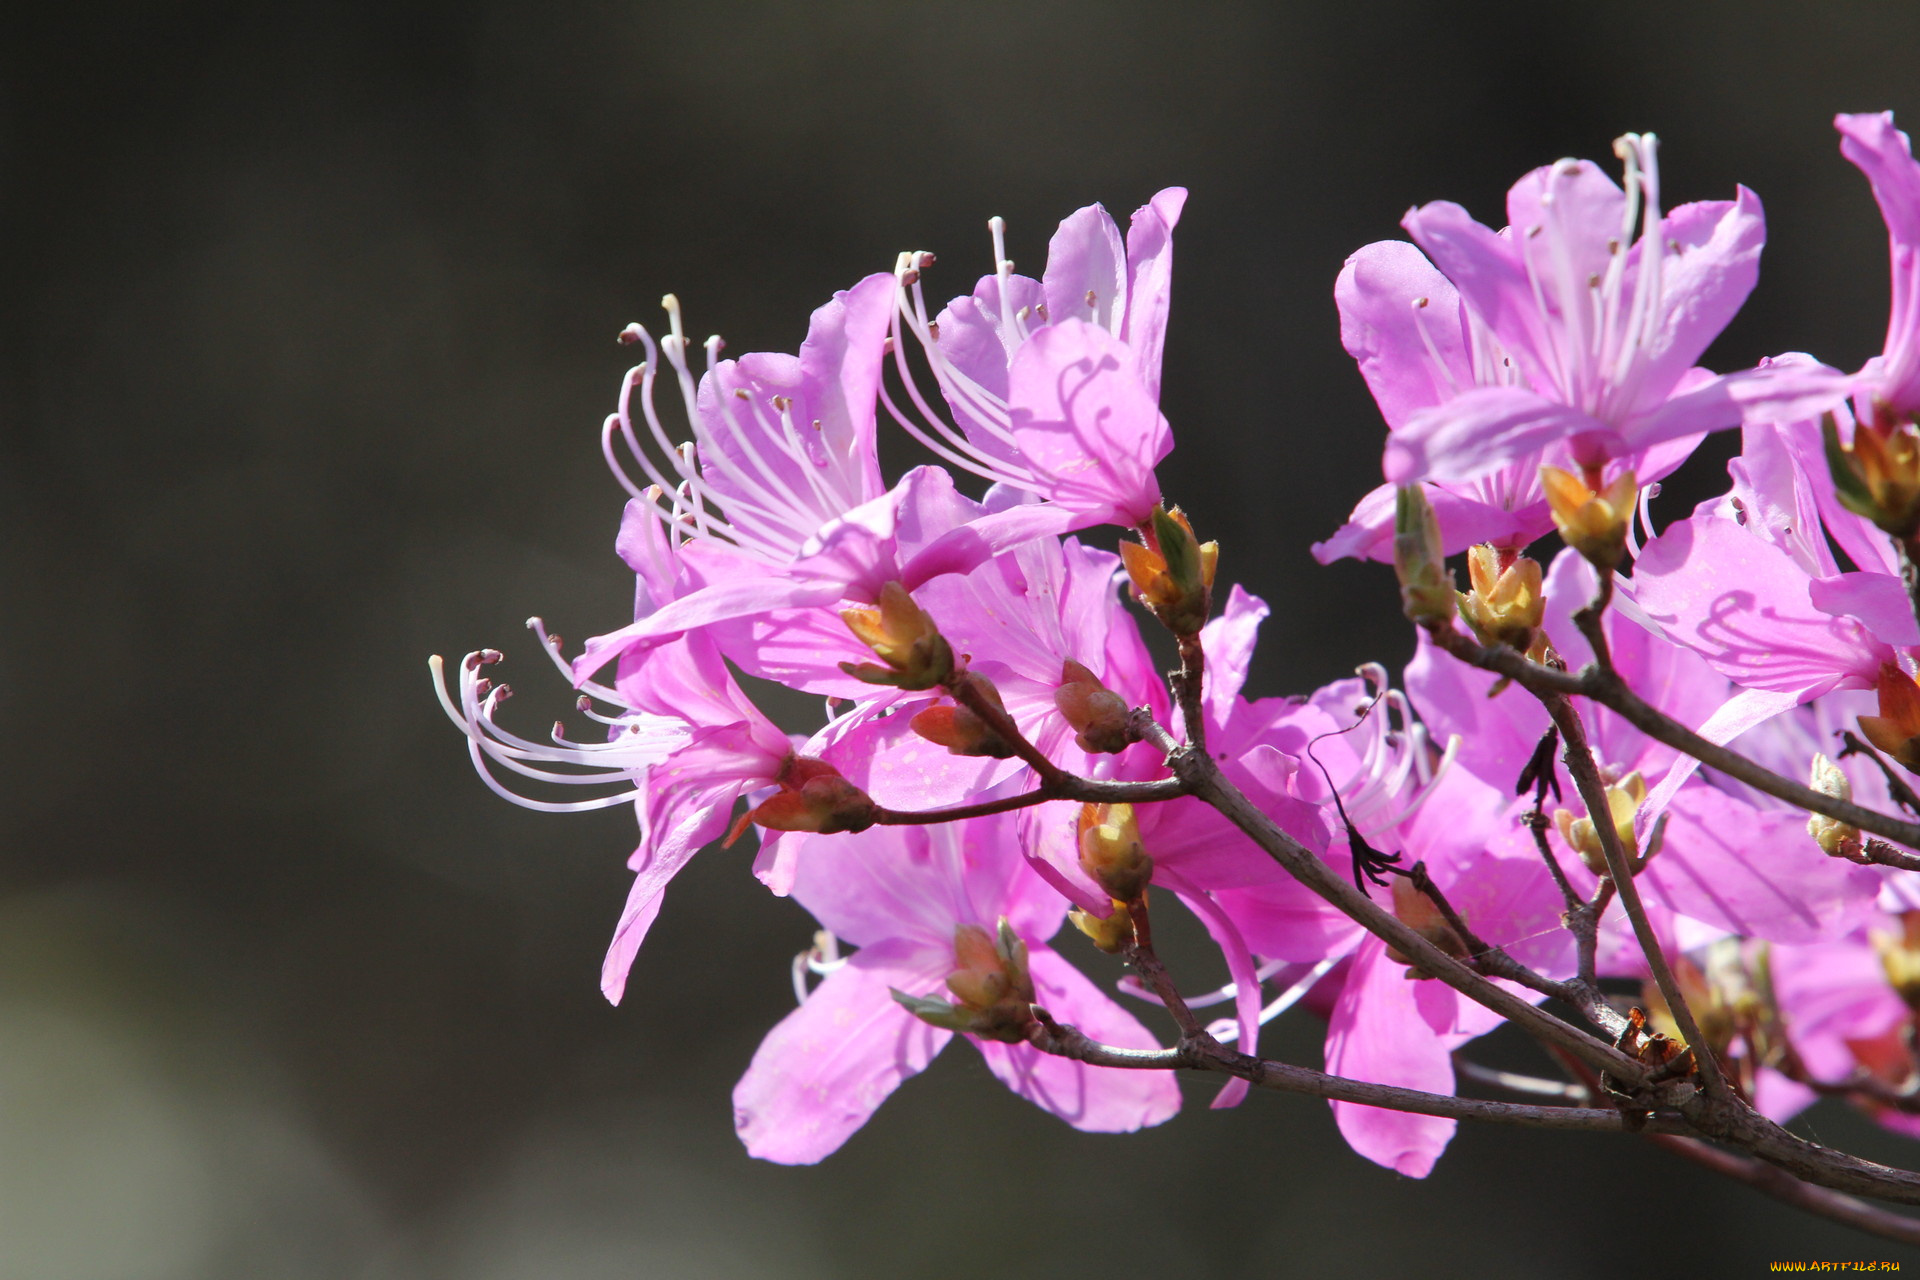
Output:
1628 363 1852 453
1642 787 1879 944
577 574 848 679
1809 571 1920 648
1631 513 1888 698
1324 939 1458 1178
1043 202 1128 333
732 939 951 1165
1839 113 1920 248
1199 585 1268 724
1336 240 1468 432
600 870 668 1005
972 948 1179 1133
1632 193 1765 400
1314 479 1538 564
1121 187 1186 400
1006 319 1170 525
1385 386 1609 485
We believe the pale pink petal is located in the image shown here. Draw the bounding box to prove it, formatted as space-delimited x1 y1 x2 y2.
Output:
1335 240 1469 432
1630 193 1766 400
1006 319 1170 526
1642 787 1880 944
972 948 1180 1132
1044 203 1128 334
1385 385 1610 485
1809 571 1920 648
732 939 951 1165
600 870 668 1005
1313 478 1537 565
1121 187 1187 400
1630 513 1889 698
1325 939 1459 1178
1200 585 1268 725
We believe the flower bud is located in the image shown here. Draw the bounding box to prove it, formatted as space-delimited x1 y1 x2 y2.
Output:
1382 876 1468 977
1873 912 1920 1014
1120 504 1217 636
1069 899 1137 954
1392 485 1456 624
910 672 1018 758
742 757 877 836
1553 769 1647 877
1054 660 1133 754
1541 465 1636 569
1859 662 1920 774
1806 752 1861 857
839 581 954 690
1457 544 1545 652
891 918 1037 1043
1825 410 1920 541
1077 802 1153 903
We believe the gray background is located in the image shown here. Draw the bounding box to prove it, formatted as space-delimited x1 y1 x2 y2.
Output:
8 0 1920 1274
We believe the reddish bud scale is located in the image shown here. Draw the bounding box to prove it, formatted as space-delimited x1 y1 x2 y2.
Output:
1054 659 1133 754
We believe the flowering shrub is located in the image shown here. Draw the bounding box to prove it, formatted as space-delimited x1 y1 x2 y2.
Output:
436 114 1920 1240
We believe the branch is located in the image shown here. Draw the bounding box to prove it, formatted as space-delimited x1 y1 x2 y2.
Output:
1027 1009 1684 1134
1542 692 1730 1099
874 776 1190 826
1129 713 1652 1087
1837 729 1920 818
1425 622 1920 852
1647 1131 1920 1245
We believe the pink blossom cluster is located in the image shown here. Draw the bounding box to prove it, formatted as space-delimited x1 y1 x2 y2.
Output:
435 113 1920 1180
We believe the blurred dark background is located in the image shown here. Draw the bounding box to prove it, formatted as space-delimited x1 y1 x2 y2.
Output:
8 1 1920 1274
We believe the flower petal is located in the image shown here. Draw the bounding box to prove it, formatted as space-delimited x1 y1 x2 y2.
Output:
972 948 1180 1132
732 938 951 1165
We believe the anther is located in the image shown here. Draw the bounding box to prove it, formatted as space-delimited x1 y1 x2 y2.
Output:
617 324 644 346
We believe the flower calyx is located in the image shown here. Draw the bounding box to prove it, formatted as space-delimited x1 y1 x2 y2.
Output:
910 671 1019 758
1077 802 1154 904
739 756 878 838
1873 912 1920 1015
1383 875 1469 978
1541 465 1637 570
1392 485 1456 625
1553 769 1653 877
1859 662 1920 775
891 918 1037 1043
1121 504 1217 637
1825 410 1920 542
839 580 954 690
1054 659 1134 754
1807 752 1863 857
1457 544 1547 656
1070 897 1138 954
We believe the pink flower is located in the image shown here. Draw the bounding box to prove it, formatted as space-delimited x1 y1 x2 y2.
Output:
731 813 1179 1164
1837 112 1920 420
578 279 1062 672
887 190 1187 530
1316 239 1699 563
1383 136 1844 487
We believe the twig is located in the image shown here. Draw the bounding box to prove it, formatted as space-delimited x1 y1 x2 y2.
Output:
1122 894 1207 1040
1026 1010 1685 1134
1424 622 1920 852
1174 632 1207 754
1129 712 1651 1087
1543 692 1730 1099
874 776 1189 826
1836 729 1920 817
1647 1131 1920 1246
